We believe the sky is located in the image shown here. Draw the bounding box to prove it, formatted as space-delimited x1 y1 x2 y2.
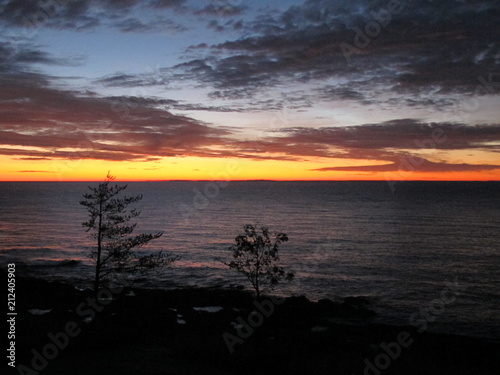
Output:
0 0 499 181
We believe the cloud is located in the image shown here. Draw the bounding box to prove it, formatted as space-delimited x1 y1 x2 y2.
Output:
82 0 499 109
0 0 97 29
275 120 500 152
216 120 500 172
312 159 500 173
1 0 499 178
167 0 500 104
0 0 188 33
102 0 141 10
314 86 366 101
148 0 186 9
1 67 499 174
113 16 187 33
0 39 79 70
0 68 238 162
194 3 246 18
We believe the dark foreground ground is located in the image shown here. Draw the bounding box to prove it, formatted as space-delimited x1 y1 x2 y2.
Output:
6 272 500 375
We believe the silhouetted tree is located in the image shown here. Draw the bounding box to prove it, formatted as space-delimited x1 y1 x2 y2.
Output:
218 225 294 299
80 173 177 294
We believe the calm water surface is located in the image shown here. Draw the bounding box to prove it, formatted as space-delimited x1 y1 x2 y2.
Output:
1 181 499 339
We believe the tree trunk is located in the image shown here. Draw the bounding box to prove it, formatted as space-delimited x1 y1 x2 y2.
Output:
94 199 103 297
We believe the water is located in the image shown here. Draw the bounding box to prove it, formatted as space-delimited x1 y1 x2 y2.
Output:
1 181 499 339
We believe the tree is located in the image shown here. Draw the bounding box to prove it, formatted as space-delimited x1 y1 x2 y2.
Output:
80 173 177 294
218 225 294 299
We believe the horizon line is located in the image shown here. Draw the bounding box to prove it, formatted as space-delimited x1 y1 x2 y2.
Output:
1 179 499 183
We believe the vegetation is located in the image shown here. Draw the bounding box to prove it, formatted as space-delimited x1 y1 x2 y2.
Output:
80 173 178 294
218 224 294 299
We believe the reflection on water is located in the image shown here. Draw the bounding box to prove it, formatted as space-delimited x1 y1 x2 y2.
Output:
1 181 499 338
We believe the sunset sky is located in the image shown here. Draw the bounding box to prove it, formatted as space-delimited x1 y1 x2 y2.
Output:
0 0 499 181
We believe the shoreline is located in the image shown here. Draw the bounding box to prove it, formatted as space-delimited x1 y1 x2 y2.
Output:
12 262 500 341
7 271 500 374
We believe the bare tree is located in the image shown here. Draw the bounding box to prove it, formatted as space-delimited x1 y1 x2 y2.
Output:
218 225 294 299
80 173 177 294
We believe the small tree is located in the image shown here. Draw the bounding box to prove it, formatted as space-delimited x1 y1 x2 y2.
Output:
218 225 294 299
80 173 177 294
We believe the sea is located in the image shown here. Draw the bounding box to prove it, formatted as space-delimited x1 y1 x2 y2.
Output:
1 181 499 340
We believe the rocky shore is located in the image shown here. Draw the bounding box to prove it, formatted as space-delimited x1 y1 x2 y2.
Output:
7 272 500 375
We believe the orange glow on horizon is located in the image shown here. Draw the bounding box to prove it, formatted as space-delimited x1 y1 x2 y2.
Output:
1 155 499 182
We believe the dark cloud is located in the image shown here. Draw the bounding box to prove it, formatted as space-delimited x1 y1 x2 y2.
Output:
148 0 186 9
1 0 499 177
206 19 224 32
115 17 158 32
0 0 188 33
95 70 174 89
216 120 500 171
0 68 237 162
101 0 141 10
95 73 151 87
0 0 95 29
314 86 366 101
0 40 79 70
194 3 246 18
96 71 289 112
276 120 500 152
312 159 500 173
63 0 90 19
0 0 51 26
1 67 499 173
80 0 498 109
113 16 187 33
168 0 500 104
